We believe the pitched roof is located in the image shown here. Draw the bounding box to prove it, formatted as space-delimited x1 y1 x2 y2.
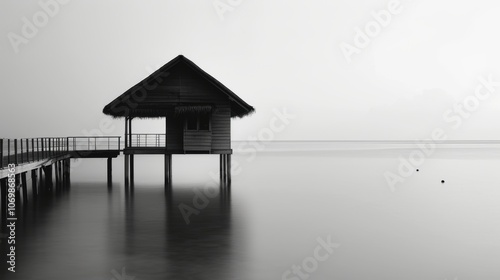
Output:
103 55 255 118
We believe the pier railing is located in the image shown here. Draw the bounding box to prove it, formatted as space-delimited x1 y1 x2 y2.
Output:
0 136 121 168
130 134 165 148
68 136 121 151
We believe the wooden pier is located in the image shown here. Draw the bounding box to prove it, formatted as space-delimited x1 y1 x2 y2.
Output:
0 136 121 220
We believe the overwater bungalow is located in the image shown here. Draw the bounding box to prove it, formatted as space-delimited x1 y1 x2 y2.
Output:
103 55 255 186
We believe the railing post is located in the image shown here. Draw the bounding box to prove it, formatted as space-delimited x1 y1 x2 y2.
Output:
20 138 24 163
124 118 128 149
7 139 11 165
30 139 33 162
41 138 44 158
25 139 28 161
0 139 3 168
14 139 18 165
66 137 69 152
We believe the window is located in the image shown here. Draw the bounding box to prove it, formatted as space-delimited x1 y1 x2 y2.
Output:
186 115 210 131
186 116 198 130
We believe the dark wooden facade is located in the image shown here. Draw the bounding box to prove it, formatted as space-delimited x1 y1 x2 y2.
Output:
162 61 233 153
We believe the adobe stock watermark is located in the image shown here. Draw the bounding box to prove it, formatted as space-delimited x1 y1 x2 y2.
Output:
282 235 340 280
384 74 500 191
213 0 244 21
178 107 296 224
339 0 406 63
8 0 71 54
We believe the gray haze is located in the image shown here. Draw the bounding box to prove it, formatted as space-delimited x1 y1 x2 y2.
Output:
1 0 500 140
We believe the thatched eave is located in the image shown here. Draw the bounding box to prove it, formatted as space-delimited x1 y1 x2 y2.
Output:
102 55 255 119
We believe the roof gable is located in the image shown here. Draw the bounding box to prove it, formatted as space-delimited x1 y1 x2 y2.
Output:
103 55 255 118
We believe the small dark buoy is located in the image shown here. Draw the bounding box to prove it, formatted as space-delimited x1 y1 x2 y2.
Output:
416 169 419 172
441 180 445 184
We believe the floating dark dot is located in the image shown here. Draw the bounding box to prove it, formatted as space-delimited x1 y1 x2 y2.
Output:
441 180 445 184
416 169 419 172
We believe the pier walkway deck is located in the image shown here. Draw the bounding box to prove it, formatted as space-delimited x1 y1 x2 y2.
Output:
0 136 121 179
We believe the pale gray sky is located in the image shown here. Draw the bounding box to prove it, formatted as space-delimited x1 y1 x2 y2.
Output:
2 0 500 140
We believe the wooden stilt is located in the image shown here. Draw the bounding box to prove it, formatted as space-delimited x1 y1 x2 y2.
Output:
130 155 134 187
58 161 62 189
223 154 227 185
58 161 62 190
21 172 28 203
66 159 71 187
0 178 7 221
169 155 172 185
227 154 231 186
107 157 112 186
31 169 38 199
39 167 44 194
63 160 66 188
58 161 61 189
64 159 68 186
15 174 21 205
219 155 224 185
45 165 53 192
124 154 129 188
55 161 59 190
60 160 64 188
124 116 129 189
164 154 172 188
164 154 170 189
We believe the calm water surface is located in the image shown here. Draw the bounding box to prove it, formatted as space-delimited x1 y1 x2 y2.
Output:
2 144 500 279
